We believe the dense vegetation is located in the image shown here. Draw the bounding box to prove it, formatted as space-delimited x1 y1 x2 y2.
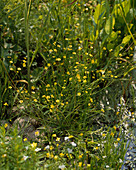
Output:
0 0 136 169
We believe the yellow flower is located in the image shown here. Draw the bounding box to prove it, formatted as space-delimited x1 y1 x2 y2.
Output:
39 15 43 19
35 131 39 136
68 135 74 139
33 99 37 102
87 164 91 167
23 138 27 141
54 155 58 160
51 105 54 108
76 74 80 79
80 133 83 136
46 153 50 158
83 79 87 83
116 112 119 115
52 134 57 137
19 100 23 103
110 132 114 137
51 95 54 98
91 59 94 64
117 138 120 141
31 142 37 148
57 44 61 48
3 102 8 106
56 58 61 61
46 96 50 100
103 47 106 50
31 86 35 90
101 109 104 112
113 126 116 130
4 123 8 128
59 153 64 157
56 137 60 141
2 154 7 158
90 98 93 102
95 146 99 150
56 99 60 103
77 92 81 96
50 146 54 150
102 133 106 137
79 154 83 159
23 63 26 67
78 162 82 167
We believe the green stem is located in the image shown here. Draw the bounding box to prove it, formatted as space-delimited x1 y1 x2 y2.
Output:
0 26 2 114
25 0 31 93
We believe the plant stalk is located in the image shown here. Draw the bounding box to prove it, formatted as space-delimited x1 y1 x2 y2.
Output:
25 0 31 94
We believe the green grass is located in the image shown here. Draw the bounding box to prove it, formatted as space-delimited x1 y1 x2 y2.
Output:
0 0 136 169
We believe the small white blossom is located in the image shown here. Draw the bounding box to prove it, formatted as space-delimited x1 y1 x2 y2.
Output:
114 143 118 148
23 156 29 161
25 146 28 150
64 137 69 141
71 142 77 147
102 156 107 158
35 148 41 152
67 148 72 153
45 145 50 149
119 159 123 163
58 165 66 169
106 165 109 168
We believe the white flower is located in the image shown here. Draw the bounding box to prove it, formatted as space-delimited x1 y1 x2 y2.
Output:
114 143 118 148
35 148 41 152
25 146 28 150
71 142 77 147
64 137 69 141
102 156 107 158
67 148 72 153
58 165 66 169
23 156 29 161
119 159 123 163
45 145 50 149
106 165 109 168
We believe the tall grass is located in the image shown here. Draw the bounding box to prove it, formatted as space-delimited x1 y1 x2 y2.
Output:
0 0 136 168
24 0 31 94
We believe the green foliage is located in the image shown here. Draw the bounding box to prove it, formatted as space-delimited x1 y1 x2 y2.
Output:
0 0 136 169
0 124 41 169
